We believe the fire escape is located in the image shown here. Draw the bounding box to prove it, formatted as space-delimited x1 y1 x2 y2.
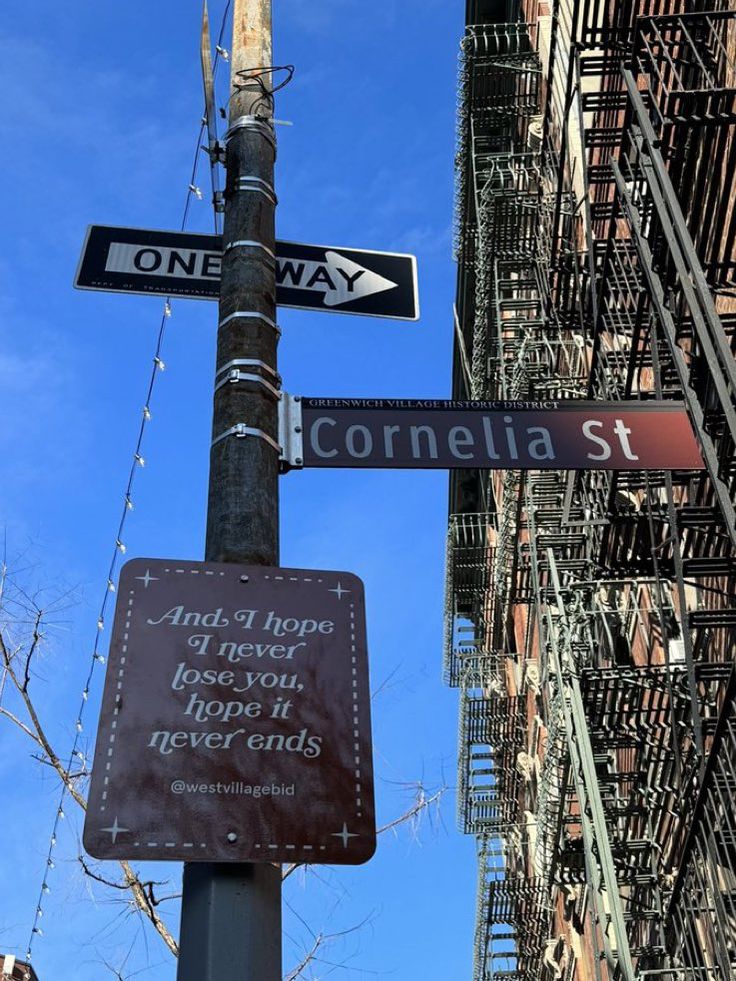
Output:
446 4 736 980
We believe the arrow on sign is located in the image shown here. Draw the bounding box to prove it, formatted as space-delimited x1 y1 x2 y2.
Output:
276 251 398 307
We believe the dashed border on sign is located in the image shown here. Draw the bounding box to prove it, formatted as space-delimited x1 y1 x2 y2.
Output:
99 589 134 814
349 601 363 818
96 565 367 853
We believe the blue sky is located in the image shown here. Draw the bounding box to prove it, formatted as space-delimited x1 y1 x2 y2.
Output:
0 2 475 978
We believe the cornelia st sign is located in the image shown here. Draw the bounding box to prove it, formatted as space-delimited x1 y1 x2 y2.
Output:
280 398 704 471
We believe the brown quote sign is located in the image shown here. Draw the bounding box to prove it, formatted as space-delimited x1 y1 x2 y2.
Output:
294 399 704 470
83 559 375 864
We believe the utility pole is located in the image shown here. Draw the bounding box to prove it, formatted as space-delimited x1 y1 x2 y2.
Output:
177 1 282 977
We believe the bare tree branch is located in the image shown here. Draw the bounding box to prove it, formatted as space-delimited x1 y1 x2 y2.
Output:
22 609 44 693
285 933 328 981
30 752 89 780
281 780 448 883
0 624 179 957
101 957 127 981
78 856 133 892
370 662 406 702
0 704 43 745
284 914 375 981
377 782 446 839
1 570 449 975
78 857 180 913
1 630 90 811
98 938 138 981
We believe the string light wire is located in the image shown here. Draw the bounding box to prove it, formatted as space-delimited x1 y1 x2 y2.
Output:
22 3 232 972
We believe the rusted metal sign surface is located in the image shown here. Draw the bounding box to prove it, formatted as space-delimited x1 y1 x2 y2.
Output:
284 398 704 471
83 559 375 864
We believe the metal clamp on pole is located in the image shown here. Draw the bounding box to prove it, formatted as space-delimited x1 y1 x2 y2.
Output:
214 358 282 400
278 394 304 471
236 175 277 204
218 310 281 337
211 422 281 455
224 239 276 265
206 140 226 164
225 114 277 151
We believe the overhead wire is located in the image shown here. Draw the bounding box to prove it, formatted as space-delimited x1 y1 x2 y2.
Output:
20 3 232 974
232 64 295 118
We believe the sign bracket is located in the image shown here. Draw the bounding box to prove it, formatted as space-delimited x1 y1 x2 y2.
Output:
214 359 282 401
278 393 304 471
237 175 277 204
225 114 277 151
212 422 281 454
218 310 281 336
224 239 277 263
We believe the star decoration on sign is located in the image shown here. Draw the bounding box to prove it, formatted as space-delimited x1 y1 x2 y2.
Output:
135 569 159 588
328 582 350 600
331 823 359 848
101 817 129 844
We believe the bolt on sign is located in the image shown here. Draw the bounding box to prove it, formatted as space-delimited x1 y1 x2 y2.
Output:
83 559 375 865
279 397 705 471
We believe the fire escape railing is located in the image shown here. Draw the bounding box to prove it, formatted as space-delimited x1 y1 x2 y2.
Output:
447 6 736 981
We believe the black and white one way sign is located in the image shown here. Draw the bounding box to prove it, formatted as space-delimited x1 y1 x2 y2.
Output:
75 225 419 321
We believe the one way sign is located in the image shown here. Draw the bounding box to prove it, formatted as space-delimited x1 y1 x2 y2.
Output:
75 225 419 321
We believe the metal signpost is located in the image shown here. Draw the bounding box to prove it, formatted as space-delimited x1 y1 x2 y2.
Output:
83 559 375 866
74 225 419 320
181 2 281 977
279 397 705 472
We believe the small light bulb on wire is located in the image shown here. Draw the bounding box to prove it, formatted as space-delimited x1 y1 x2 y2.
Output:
21 70 218 935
